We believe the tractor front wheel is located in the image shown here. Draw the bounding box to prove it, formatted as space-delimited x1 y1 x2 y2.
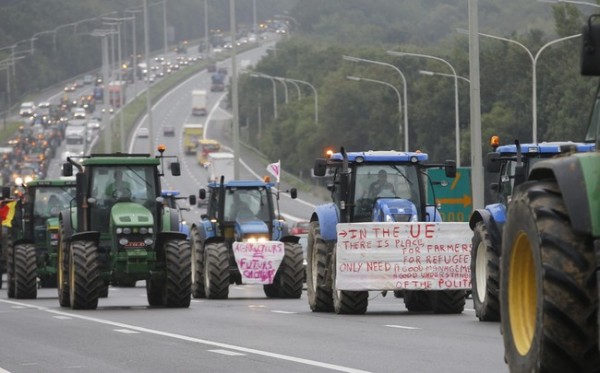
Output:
204 242 229 299
190 227 206 299
306 221 334 312
265 242 303 299
13 243 37 299
68 240 101 310
164 239 192 308
501 181 599 372
331 247 368 314
471 221 500 321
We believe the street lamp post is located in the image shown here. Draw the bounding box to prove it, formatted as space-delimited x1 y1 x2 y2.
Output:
144 0 154 153
275 77 289 103
163 0 168 57
419 70 471 84
346 75 404 147
250 73 278 120
343 55 407 150
387 50 461 166
204 0 210 56
280 77 318 125
91 29 114 153
461 30 581 142
125 9 143 98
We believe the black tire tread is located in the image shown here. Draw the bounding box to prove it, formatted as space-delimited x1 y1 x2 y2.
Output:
471 222 500 321
204 242 229 299
13 243 37 299
306 221 334 312
164 239 192 308
69 240 101 310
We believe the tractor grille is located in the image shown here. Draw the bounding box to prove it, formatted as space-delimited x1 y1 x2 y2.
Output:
392 214 413 222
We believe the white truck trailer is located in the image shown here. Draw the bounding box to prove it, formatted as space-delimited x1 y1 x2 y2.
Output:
191 89 208 116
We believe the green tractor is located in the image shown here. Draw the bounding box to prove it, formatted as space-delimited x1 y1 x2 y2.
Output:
6 178 76 299
58 147 191 309
499 16 600 372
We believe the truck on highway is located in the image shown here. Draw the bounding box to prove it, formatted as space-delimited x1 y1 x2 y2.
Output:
207 152 234 183
107 81 126 108
210 73 225 92
191 90 208 116
182 123 204 155
63 123 87 160
197 139 221 167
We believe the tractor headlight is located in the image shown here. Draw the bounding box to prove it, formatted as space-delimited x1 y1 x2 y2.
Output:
144 238 154 245
123 227 132 234
119 238 129 245
140 227 149 234
245 235 268 243
116 228 123 234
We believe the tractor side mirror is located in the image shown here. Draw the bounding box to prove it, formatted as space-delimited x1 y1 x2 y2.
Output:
188 195 197 206
444 160 456 178
170 162 181 176
289 188 297 199
582 15 600 76
485 152 501 173
313 158 327 177
199 189 206 200
62 162 73 177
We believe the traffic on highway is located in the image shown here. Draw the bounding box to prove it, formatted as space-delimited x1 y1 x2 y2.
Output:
1 2 599 373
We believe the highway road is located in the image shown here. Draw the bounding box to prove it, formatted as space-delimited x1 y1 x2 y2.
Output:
0 40 508 373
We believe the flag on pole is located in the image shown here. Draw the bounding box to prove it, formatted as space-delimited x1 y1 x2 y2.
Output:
266 160 281 183
0 200 17 228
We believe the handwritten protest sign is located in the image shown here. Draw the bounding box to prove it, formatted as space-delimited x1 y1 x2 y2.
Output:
336 222 472 291
232 241 285 284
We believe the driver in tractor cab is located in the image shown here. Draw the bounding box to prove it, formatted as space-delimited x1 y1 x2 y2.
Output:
105 170 131 200
231 192 253 221
368 169 396 198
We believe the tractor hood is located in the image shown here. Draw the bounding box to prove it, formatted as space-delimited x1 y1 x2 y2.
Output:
372 198 418 222
235 217 269 238
111 202 154 227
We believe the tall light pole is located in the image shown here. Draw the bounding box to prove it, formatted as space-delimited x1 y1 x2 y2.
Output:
125 8 143 98
163 0 168 57
468 0 483 210
144 0 154 153
343 55 407 150
204 0 210 56
420 70 471 84
387 50 461 166
347 75 405 150
281 77 319 125
250 73 278 120
230 0 241 179
461 29 581 142
91 29 113 153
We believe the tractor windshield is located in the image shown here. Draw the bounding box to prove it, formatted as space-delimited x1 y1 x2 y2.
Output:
33 185 76 219
353 164 421 221
224 187 272 222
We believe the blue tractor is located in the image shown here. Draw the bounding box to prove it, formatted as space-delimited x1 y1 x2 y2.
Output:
468 138 595 321
161 190 195 238
189 178 303 299
308 148 459 314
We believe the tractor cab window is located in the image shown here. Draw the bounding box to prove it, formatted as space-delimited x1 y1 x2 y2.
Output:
353 164 420 221
32 185 76 240
224 188 266 221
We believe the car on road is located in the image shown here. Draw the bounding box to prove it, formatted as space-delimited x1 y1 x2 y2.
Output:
19 102 35 117
83 75 94 85
162 126 175 136
291 220 310 235
137 127 149 138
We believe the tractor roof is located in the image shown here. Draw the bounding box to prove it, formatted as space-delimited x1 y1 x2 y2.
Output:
82 154 160 166
495 142 595 155
328 150 428 163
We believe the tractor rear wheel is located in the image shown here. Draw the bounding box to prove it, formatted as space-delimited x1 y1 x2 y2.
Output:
204 242 229 299
501 181 599 372
331 247 368 314
471 221 500 321
6 241 15 298
69 240 101 310
403 290 432 312
306 222 334 312
266 242 303 299
190 227 206 298
164 239 192 308
13 243 37 299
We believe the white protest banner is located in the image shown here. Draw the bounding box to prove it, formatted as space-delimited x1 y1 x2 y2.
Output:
266 160 281 183
232 241 285 284
335 222 472 291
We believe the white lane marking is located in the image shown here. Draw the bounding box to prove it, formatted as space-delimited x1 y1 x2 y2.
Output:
271 310 296 314
191 300 204 303
53 316 72 320
209 349 246 356
11 306 25 309
115 329 140 334
0 299 371 373
248 304 266 308
385 325 420 330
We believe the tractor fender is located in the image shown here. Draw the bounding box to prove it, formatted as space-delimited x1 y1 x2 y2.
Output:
529 153 600 236
468 206 503 254
313 203 339 241
71 231 101 244
193 220 217 242
59 211 74 242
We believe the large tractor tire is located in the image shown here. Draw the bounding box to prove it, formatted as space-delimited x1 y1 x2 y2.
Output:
164 239 192 308
430 290 466 314
306 221 334 312
190 227 206 298
13 243 37 299
57 221 70 307
68 240 101 310
6 241 15 298
501 181 599 372
331 248 368 314
403 290 432 312
471 221 500 321
203 242 229 299
264 242 304 299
